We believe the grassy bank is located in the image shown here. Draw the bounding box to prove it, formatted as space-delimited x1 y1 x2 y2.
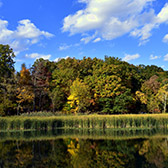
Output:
1 114 168 131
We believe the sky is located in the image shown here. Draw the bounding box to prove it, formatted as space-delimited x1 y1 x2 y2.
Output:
0 0 168 71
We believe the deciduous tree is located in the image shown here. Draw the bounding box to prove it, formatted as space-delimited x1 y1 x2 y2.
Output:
67 78 91 113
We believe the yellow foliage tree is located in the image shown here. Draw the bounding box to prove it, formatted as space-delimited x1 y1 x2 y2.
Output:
16 64 34 113
135 91 147 104
17 87 34 109
67 78 91 113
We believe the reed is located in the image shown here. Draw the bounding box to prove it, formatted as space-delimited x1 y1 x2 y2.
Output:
0 114 168 131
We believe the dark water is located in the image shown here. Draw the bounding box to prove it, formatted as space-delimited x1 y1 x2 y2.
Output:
0 129 168 168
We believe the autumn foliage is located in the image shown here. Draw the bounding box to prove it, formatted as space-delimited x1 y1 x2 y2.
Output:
1 44 168 115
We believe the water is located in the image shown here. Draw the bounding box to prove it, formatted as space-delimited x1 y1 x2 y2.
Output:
0 129 168 168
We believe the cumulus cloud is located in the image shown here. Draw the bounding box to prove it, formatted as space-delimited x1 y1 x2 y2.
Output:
62 0 168 45
16 20 53 39
54 56 70 62
164 54 168 61
163 34 168 43
0 19 53 54
123 53 140 62
150 54 161 60
25 53 51 60
0 20 13 43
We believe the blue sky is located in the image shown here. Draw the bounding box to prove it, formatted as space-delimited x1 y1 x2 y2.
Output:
0 0 168 71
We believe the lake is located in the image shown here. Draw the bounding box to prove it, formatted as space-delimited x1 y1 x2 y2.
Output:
0 129 168 168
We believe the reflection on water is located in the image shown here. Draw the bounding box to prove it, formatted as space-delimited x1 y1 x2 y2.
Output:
0 129 168 168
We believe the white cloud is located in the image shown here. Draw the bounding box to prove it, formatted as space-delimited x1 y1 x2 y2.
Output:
93 37 101 43
150 54 161 60
157 3 168 23
59 44 72 51
123 53 140 62
164 54 168 61
54 56 70 62
80 33 96 44
131 22 157 46
0 19 53 54
58 42 81 50
25 53 51 60
163 34 168 43
0 20 13 43
131 3 168 45
16 20 53 39
62 1 168 45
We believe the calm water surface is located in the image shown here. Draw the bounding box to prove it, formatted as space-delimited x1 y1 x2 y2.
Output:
0 129 168 168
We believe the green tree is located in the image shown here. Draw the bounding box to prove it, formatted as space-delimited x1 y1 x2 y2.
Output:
0 44 15 81
137 64 164 81
0 75 17 116
112 89 133 114
49 87 65 111
52 57 80 96
0 44 16 115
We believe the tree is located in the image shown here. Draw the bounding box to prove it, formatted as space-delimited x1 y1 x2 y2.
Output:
0 44 15 81
112 89 133 114
137 64 164 81
52 57 80 96
93 75 125 113
0 75 17 115
31 59 51 111
78 57 94 79
16 64 34 113
67 78 91 113
141 75 160 97
49 87 65 112
0 45 16 115
137 75 161 113
156 83 168 113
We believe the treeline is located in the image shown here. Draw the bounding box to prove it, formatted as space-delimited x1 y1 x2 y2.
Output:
0 44 168 116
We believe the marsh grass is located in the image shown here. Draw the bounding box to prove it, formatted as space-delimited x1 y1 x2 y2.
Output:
0 114 168 131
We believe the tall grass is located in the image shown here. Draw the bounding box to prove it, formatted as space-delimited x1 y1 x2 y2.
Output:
0 114 168 131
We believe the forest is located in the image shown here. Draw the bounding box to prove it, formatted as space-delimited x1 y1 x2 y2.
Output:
1 44 168 116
